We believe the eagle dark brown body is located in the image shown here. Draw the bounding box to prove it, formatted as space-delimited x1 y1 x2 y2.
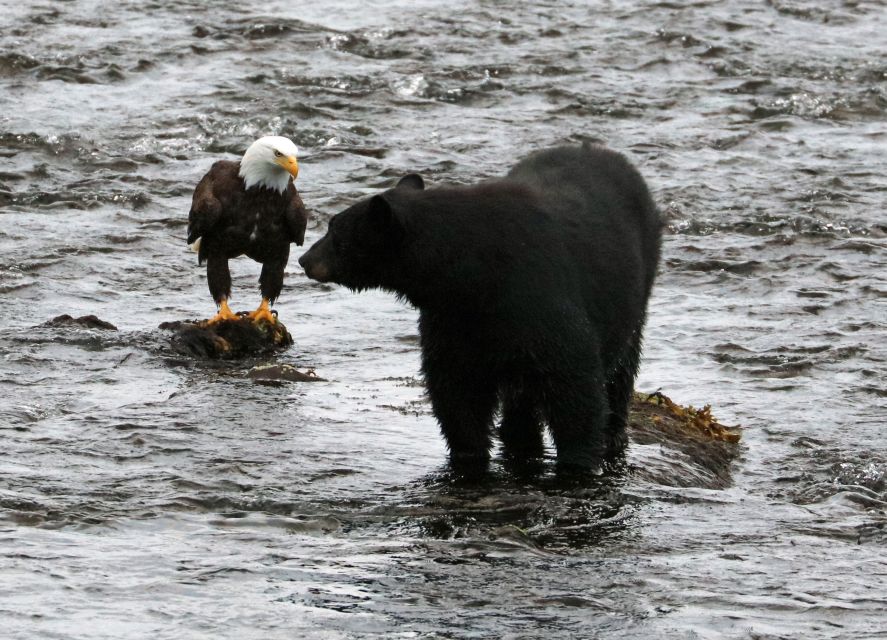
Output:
187 160 307 317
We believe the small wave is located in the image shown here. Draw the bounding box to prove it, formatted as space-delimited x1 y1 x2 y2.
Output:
5 187 152 211
0 131 85 155
782 448 887 510
668 258 762 275
764 0 860 25
390 71 506 107
0 52 40 77
548 94 651 119
194 16 327 43
0 50 129 84
209 513 342 534
712 343 866 378
750 89 887 122
668 213 876 238
326 31 419 60
276 71 385 96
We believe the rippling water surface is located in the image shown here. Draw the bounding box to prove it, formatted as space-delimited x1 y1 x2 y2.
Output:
1 1 886 638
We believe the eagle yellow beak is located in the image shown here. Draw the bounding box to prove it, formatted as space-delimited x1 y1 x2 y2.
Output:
277 155 299 180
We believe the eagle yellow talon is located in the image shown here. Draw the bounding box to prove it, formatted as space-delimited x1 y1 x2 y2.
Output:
248 299 277 325
207 299 238 325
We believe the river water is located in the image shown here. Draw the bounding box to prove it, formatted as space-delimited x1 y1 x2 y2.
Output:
1 1 885 638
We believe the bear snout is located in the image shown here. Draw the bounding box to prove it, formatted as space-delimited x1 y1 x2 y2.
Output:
298 250 331 282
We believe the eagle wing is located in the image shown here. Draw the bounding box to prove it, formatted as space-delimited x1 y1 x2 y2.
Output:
187 161 242 250
285 183 309 246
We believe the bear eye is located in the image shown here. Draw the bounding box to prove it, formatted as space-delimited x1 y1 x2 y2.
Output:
274 150 282 157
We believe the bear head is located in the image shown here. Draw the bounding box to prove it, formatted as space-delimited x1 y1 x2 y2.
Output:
298 173 425 292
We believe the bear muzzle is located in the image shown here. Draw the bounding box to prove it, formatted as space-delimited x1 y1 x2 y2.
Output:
298 251 331 283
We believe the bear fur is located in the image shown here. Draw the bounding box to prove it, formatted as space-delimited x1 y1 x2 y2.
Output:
299 143 662 469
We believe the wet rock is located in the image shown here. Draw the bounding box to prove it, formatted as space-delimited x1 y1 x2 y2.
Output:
628 391 742 488
630 391 740 444
43 314 118 330
247 363 326 384
159 315 293 359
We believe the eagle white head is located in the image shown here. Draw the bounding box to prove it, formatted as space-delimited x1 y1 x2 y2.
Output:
239 136 300 193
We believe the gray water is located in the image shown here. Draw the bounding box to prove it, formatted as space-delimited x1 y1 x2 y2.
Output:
1 1 886 638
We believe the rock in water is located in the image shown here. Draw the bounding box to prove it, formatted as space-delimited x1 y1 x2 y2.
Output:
159 315 293 359
44 314 118 331
247 363 326 384
630 391 741 444
628 391 742 489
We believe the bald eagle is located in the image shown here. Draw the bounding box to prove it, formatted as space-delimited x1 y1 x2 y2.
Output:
187 136 308 325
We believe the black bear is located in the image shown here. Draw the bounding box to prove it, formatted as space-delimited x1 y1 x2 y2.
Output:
299 143 661 470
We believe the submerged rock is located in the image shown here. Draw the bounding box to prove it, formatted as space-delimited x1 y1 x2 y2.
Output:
159 314 293 359
247 363 326 384
44 314 118 331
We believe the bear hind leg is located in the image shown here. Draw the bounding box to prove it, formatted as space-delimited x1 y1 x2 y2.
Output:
420 313 500 469
605 327 643 457
540 366 610 470
429 377 498 467
499 383 544 461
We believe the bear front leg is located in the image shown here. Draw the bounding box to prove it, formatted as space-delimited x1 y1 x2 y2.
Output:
424 359 498 468
420 314 498 469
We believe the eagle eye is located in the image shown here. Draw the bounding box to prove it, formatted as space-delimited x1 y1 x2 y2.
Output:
273 150 283 157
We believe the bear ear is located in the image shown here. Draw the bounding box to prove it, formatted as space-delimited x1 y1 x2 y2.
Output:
368 194 398 230
395 173 425 191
